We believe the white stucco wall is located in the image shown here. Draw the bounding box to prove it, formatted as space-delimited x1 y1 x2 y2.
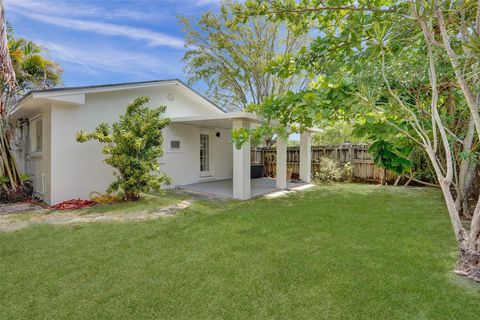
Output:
24 104 52 202
160 124 232 186
46 85 231 204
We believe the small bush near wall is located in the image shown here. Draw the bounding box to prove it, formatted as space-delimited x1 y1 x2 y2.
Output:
313 157 353 184
76 97 171 201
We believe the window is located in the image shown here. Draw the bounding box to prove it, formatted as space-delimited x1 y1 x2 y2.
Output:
170 140 181 149
30 117 43 153
35 120 42 152
168 137 183 152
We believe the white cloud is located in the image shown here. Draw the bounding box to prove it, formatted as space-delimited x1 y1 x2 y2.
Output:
193 0 222 6
38 41 181 78
5 0 184 48
4 0 169 23
3 0 217 83
13 12 184 49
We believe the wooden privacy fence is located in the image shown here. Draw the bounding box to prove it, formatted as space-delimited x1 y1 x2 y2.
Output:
251 144 397 183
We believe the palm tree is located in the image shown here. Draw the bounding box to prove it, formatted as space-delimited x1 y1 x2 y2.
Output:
8 32 62 93
0 0 62 199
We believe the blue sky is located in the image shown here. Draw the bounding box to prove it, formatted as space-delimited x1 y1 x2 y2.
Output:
4 0 221 90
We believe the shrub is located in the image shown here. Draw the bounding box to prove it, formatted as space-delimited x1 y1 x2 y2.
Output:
342 161 354 181
76 97 171 201
313 157 353 183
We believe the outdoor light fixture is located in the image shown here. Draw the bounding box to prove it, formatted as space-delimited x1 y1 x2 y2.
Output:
216 132 221 137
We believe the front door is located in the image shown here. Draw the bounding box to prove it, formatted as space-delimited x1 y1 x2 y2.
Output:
200 131 212 177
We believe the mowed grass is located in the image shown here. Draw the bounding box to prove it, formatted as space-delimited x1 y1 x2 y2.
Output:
1 184 479 319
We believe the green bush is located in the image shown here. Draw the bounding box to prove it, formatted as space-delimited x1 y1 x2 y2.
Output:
342 161 354 181
76 97 171 200
313 157 353 183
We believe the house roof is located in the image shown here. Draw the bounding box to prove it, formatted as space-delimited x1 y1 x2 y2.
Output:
12 79 225 114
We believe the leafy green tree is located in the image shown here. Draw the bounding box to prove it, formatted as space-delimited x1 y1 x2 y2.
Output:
180 1 310 118
76 97 171 201
1 7 62 198
312 121 367 145
234 0 480 281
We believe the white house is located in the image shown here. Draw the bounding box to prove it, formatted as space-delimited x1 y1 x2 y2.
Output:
9 80 312 205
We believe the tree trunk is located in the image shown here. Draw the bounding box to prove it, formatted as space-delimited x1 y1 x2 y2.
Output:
462 163 477 217
0 127 24 194
455 249 480 282
265 136 276 148
465 198 480 282
456 206 480 281
438 181 480 282
456 119 476 218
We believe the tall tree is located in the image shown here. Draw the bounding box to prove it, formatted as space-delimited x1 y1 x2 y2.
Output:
234 0 480 281
180 1 310 115
0 1 62 198
0 0 19 196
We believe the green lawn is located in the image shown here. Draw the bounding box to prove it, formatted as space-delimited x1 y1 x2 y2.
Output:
1 184 479 319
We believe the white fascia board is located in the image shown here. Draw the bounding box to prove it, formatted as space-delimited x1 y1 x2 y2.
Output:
39 93 85 105
9 95 33 115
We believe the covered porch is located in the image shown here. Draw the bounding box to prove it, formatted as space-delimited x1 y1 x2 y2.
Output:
171 112 314 200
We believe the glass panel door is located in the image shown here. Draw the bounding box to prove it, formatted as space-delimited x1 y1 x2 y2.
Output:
200 133 211 176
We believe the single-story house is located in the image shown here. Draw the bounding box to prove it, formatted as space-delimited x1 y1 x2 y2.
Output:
9 80 313 204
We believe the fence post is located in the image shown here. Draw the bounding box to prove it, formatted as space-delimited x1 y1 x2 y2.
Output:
347 145 353 163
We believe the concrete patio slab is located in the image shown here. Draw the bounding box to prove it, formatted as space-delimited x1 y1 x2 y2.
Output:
178 178 307 199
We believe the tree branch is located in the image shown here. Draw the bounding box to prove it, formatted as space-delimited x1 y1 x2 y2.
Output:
261 6 400 15
435 4 480 141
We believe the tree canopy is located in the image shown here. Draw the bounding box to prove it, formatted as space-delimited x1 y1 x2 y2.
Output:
180 1 310 112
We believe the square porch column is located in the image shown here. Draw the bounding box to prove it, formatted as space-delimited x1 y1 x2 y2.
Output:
276 136 287 189
232 120 251 200
299 132 312 183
